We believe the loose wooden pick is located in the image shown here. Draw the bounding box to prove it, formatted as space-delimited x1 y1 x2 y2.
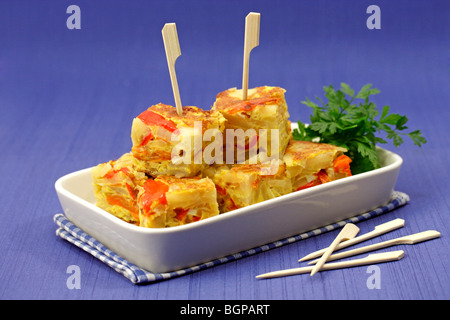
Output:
307 230 441 264
299 218 405 262
162 23 183 116
241 12 260 100
256 250 404 279
310 223 360 276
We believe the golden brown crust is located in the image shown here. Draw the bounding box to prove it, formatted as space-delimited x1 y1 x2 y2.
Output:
213 86 286 113
148 103 224 131
284 140 347 162
229 161 286 176
155 175 213 190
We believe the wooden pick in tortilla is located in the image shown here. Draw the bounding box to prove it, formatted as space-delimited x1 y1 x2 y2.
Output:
241 12 260 100
162 23 183 116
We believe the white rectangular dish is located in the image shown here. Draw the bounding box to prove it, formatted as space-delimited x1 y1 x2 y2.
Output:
55 147 402 273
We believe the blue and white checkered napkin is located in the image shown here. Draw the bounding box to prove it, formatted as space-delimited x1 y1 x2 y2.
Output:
54 191 409 284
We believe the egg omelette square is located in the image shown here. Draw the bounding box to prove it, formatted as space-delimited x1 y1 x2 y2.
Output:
207 162 292 213
91 152 147 224
131 103 226 178
137 175 220 228
283 140 352 192
212 86 291 162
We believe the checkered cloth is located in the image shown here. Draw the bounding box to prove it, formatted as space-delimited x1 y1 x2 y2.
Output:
54 191 409 284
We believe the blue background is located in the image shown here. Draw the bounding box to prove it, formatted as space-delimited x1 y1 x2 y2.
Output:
0 0 448 300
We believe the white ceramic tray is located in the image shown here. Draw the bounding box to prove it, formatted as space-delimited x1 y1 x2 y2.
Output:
55 145 402 273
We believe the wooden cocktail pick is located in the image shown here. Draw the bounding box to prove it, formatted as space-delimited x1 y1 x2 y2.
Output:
299 218 405 262
256 250 405 279
162 23 183 116
310 223 360 276
241 12 260 100
307 230 441 265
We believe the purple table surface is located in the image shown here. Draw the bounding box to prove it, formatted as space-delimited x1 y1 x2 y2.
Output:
0 0 448 301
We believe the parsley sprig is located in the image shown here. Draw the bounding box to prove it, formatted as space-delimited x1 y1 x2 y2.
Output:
293 83 427 174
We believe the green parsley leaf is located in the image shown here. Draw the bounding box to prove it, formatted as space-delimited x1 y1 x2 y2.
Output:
293 83 427 174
